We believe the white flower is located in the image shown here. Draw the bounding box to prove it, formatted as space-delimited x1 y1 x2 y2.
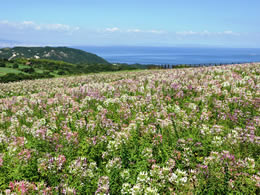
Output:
142 148 153 159
46 129 53 136
120 169 130 180
106 158 122 171
86 169 94 178
144 186 159 195
212 136 223 146
200 124 210 136
179 176 188 183
120 94 129 102
222 90 228 95
245 157 255 169
174 105 181 113
175 169 187 176
157 118 172 128
137 171 150 183
233 87 240 94
89 162 97 170
246 91 252 96
188 103 197 110
97 105 103 111
222 81 230 87
243 76 250 81
162 166 171 175
131 183 143 194
169 173 178 183
121 183 131 194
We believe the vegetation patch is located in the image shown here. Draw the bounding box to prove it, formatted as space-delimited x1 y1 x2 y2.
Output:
0 58 144 83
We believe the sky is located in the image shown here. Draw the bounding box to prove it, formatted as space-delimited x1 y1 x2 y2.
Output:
0 0 260 47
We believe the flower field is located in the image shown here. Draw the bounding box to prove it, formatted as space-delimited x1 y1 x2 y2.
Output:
0 63 259 194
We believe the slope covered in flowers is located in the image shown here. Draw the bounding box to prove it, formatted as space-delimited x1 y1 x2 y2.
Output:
0 63 259 194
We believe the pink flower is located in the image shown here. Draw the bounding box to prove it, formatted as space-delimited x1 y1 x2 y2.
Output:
9 182 14 190
19 181 27 194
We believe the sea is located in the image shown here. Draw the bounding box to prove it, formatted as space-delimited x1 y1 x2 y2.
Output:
76 46 260 65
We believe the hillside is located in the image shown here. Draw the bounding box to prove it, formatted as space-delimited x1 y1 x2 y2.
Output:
0 46 109 64
0 58 144 83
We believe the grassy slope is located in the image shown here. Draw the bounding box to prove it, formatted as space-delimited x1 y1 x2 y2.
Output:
0 58 144 83
0 67 21 75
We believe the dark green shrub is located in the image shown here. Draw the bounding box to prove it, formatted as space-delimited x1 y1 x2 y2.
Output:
0 62 5 67
12 64 19 69
21 67 35 73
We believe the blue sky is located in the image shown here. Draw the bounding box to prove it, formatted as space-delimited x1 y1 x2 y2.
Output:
0 0 260 47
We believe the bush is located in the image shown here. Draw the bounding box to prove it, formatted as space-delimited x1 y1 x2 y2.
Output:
12 64 19 69
0 73 20 83
0 62 6 67
21 67 35 73
57 70 66 75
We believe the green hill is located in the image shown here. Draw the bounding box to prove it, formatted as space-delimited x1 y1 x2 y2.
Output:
0 46 109 64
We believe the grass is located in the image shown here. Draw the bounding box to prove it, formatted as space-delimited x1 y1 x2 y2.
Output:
0 67 22 75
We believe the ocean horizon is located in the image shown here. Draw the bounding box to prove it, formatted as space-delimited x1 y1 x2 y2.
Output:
76 46 260 65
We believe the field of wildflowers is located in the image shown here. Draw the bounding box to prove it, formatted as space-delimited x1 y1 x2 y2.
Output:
0 63 259 194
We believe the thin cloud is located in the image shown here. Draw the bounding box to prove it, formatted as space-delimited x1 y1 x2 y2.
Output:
105 27 166 34
104 27 120 32
127 29 142 33
221 30 240 36
176 30 240 36
147 30 165 34
128 29 165 34
0 20 80 32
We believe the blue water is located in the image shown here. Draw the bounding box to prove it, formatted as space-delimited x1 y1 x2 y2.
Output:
76 46 260 65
